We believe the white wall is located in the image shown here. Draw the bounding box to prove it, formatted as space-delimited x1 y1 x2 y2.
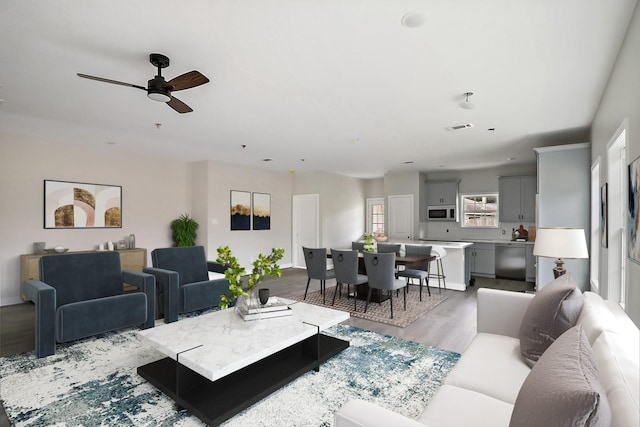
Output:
0 133 191 306
591 3 640 326
199 161 293 270
293 171 366 249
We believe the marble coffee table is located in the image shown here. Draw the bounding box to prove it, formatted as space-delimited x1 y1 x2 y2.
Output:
137 298 349 426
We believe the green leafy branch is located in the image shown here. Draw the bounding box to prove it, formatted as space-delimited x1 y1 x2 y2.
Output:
216 246 285 309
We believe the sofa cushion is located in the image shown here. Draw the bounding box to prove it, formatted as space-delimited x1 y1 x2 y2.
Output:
40 252 124 307
519 273 583 366
509 325 612 427
419 384 513 427
592 331 639 427
444 333 531 404
577 292 616 345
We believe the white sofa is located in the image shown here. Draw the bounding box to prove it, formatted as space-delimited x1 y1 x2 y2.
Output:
335 288 639 427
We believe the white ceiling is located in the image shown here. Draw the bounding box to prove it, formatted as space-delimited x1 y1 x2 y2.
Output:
0 0 637 178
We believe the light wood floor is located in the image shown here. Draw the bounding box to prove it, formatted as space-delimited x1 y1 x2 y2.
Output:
0 268 481 426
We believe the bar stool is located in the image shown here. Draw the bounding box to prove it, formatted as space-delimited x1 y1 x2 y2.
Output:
429 246 447 292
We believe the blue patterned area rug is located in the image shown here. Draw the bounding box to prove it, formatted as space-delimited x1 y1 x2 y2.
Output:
0 324 460 426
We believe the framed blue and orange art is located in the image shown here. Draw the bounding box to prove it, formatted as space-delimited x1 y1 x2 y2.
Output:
628 156 640 264
230 190 251 230
252 192 271 230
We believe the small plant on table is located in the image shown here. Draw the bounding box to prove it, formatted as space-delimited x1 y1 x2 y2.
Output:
216 246 285 309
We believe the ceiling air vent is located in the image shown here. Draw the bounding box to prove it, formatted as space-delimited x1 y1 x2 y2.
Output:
445 123 474 131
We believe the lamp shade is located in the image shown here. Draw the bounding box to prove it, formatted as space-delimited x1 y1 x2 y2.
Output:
533 227 589 259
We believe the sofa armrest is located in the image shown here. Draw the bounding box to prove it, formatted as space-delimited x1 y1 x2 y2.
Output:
21 280 56 358
143 267 179 324
207 261 228 274
477 288 535 338
122 270 156 329
335 400 425 427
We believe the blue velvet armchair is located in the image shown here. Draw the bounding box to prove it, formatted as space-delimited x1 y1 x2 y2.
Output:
143 246 229 323
21 251 155 358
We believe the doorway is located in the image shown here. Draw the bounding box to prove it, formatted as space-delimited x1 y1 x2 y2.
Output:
292 194 320 268
387 194 414 241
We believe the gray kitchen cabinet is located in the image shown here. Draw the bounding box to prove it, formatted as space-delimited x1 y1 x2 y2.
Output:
467 243 495 277
525 244 536 282
499 175 536 222
426 181 459 206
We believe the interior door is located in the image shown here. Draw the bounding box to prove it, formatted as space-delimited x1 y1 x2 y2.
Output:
292 194 320 268
388 194 413 241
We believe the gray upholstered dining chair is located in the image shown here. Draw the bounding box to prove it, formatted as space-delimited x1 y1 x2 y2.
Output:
303 247 335 304
376 243 401 255
351 241 365 252
330 249 368 310
397 244 432 300
363 252 407 319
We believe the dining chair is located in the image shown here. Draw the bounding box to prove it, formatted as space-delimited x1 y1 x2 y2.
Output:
330 249 368 310
397 245 432 301
376 243 401 255
363 252 407 319
351 241 365 252
302 247 335 304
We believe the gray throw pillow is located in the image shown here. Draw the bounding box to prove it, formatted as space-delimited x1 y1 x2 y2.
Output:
519 273 583 366
509 325 612 427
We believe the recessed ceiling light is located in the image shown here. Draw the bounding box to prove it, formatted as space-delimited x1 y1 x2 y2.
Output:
262 158 273 162
401 11 429 28
106 141 116 145
288 169 296 174
403 161 414 164
488 128 495 131
507 157 516 161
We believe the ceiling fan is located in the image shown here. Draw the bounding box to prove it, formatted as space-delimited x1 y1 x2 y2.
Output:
77 53 209 113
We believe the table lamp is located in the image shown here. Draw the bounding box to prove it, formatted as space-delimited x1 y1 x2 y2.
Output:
533 227 589 278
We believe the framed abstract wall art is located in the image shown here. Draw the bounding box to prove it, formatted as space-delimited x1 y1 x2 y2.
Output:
600 183 608 248
628 156 640 264
230 190 251 230
252 192 271 230
44 180 122 229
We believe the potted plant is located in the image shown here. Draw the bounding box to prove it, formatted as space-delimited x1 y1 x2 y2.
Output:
216 246 285 309
170 214 198 246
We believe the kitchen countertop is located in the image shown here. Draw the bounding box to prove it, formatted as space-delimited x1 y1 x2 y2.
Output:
420 238 535 246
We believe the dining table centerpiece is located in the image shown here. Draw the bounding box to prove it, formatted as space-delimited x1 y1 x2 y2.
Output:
216 246 285 309
363 233 376 252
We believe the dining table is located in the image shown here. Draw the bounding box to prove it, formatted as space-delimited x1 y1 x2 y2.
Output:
327 250 436 303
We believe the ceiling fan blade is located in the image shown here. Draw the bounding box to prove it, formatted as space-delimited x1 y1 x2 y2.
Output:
77 73 146 91
166 96 193 114
165 71 209 91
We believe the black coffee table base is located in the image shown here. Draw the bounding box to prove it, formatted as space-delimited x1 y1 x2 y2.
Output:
138 333 349 426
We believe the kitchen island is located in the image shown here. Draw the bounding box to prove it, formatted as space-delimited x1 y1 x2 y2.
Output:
380 240 473 291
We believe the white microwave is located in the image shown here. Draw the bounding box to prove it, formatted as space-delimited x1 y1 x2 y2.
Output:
427 205 457 221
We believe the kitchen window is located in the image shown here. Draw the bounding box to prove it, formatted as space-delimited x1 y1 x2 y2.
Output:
461 193 499 228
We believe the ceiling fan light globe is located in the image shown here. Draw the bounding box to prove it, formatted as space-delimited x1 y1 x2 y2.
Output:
147 91 171 102
459 101 475 109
